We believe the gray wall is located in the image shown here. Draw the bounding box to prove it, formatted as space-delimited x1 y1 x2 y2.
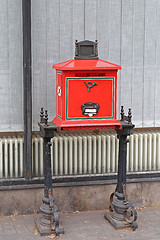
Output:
0 0 23 132
0 0 160 132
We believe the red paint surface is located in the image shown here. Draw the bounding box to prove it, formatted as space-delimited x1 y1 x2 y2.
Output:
53 59 121 71
53 59 121 130
67 78 113 119
57 73 62 117
53 116 121 130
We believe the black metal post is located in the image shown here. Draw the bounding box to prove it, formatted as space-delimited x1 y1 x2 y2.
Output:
43 137 52 198
105 107 138 230
36 109 64 236
22 0 32 180
117 134 128 194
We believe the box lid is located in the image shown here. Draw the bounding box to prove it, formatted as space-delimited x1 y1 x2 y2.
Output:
53 59 122 71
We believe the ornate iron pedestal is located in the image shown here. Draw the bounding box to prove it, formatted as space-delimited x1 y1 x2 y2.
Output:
105 106 138 231
36 108 64 236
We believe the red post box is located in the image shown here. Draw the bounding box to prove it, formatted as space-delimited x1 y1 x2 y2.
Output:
36 41 137 236
52 40 122 130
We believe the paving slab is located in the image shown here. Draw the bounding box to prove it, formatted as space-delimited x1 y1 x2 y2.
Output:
0 207 159 240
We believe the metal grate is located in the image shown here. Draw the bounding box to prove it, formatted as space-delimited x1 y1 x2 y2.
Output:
1 129 160 178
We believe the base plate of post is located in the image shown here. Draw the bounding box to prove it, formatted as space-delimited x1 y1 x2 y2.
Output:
104 212 138 230
36 215 64 236
36 215 54 236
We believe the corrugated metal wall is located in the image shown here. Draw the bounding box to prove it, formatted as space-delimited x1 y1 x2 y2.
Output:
0 0 160 132
0 0 23 132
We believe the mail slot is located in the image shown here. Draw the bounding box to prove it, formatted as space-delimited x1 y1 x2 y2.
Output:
52 40 122 130
81 102 100 117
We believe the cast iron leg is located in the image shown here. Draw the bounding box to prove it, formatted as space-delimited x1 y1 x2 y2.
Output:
105 107 138 231
36 109 64 236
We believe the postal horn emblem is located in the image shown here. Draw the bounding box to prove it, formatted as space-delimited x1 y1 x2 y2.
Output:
84 81 97 92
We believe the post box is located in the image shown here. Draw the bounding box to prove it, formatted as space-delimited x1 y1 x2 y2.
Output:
36 40 137 236
52 40 122 130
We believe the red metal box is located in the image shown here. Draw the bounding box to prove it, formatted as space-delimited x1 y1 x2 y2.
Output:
52 41 121 130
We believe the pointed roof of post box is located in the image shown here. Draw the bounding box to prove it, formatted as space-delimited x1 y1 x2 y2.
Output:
53 59 122 71
53 40 121 71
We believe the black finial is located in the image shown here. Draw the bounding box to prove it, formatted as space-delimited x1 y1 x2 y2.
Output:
44 110 48 126
128 108 132 123
40 108 44 123
120 106 124 121
75 40 78 57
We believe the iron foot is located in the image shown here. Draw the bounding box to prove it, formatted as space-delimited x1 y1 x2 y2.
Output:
35 196 64 236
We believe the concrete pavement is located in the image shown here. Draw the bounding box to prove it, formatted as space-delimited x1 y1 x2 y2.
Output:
0 207 160 240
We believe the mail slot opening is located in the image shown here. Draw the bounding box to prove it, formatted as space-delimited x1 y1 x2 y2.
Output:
81 102 100 117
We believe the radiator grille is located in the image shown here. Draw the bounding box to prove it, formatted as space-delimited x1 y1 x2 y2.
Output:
0 138 23 178
0 129 160 178
49 130 119 177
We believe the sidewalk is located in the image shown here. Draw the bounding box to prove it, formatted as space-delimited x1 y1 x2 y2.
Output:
0 207 160 240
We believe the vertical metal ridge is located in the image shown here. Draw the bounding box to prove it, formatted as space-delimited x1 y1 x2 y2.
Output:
9 138 13 178
127 137 129 172
148 133 152 171
4 139 8 178
143 133 148 171
157 133 160 170
54 137 58 176
101 135 106 174
92 135 97 174
19 138 24 177
115 136 119 173
63 136 68 175
34 138 39 176
106 135 111 173
40 138 43 177
97 135 101 174
73 136 78 174
14 138 18 178
32 138 34 176
138 134 143 172
58 136 63 176
129 135 134 172
134 134 138 172
87 135 92 174
78 135 83 174
111 135 116 173
68 136 73 175
82 135 87 174
152 133 156 171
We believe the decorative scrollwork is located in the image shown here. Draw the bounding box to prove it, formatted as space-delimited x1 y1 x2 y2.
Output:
48 189 64 236
124 201 138 230
109 192 115 212
51 204 64 235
